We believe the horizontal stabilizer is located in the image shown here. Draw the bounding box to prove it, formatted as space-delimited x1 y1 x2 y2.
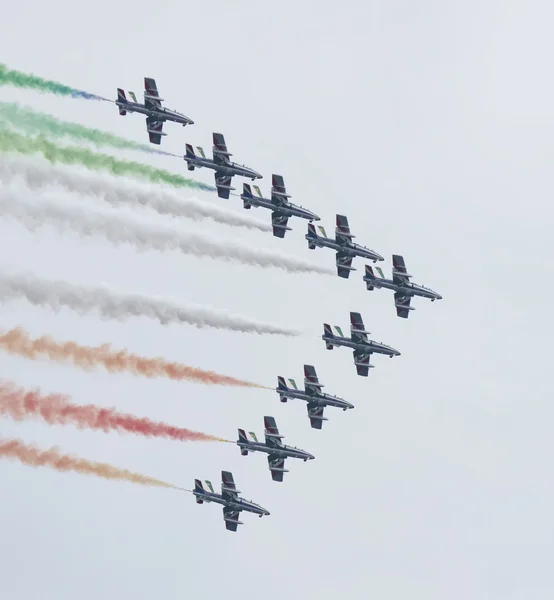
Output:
222 485 241 494
272 223 292 231
272 190 291 199
224 518 243 525
270 467 289 473
308 414 328 421
351 328 371 336
213 148 233 156
265 431 284 439
216 184 236 191
336 228 355 238
393 270 412 278
354 362 375 368
395 303 415 311
146 129 168 136
144 93 164 101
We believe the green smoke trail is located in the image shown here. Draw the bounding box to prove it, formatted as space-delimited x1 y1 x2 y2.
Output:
0 102 173 157
0 129 215 191
0 63 106 101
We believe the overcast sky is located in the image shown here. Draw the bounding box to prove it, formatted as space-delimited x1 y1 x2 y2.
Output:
1 1 553 599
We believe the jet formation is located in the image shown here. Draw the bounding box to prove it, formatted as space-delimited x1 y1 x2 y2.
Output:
115 75 443 531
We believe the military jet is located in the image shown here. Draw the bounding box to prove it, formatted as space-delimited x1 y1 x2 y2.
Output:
241 176 320 238
306 215 384 278
322 312 401 376
237 416 314 481
276 365 354 429
115 78 194 145
363 255 442 318
193 470 270 532
183 133 262 199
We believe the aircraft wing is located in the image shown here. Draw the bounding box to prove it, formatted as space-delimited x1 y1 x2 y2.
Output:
307 402 325 430
144 77 163 110
214 172 233 199
212 133 232 166
271 211 290 238
145 115 164 145
394 293 412 319
336 252 354 278
392 254 411 285
335 214 354 244
267 455 286 482
353 349 371 377
264 416 283 448
271 174 289 207
223 505 241 532
221 470 239 500
303 365 323 394
350 312 368 343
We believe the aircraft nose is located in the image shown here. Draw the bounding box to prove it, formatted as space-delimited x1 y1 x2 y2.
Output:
436 293 443 300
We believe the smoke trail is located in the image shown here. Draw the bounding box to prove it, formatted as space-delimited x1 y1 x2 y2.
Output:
0 102 175 157
0 129 215 191
0 271 299 336
0 327 267 388
0 154 272 232
0 381 229 442
0 186 333 275
0 63 108 101
0 437 183 490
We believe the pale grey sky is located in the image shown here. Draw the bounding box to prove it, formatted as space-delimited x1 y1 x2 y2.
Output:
1 2 553 599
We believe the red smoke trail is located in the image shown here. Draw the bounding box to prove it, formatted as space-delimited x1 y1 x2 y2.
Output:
0 437 184 490
0 381 230 442
0 327 268 388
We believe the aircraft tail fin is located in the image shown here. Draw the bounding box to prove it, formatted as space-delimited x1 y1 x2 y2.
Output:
237 428 249 454
194 478 205 503
242 183 253 208
116 89 128 115
306 223 318 249
185 143 196 158
364 265 376 290
323 323 335 349
277 376 289 402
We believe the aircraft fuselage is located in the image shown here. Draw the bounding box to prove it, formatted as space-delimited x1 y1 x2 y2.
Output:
193 490 269 516
322 333 401 357
309 235 383 262
237 440 314 461
115 100 193 125
184 156 261 180
276 386 354 410
241 195 319 222
364 276 442 300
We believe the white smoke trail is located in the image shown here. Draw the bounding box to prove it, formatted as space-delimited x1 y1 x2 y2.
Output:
0 184 333 275
0 153 272 233
0 271 299 336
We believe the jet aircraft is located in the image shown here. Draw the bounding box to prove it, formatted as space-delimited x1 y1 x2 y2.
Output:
363 255 442 318
184 133 262 199
115 78 194 145
193 470 270 532
237 416 314 481
306 214 384 278
322 312 401 376
241 176 320 238
276 365 354 429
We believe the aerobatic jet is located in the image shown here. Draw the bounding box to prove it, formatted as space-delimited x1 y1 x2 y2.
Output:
322 312 401 376
183 133 262 199
276 365 354 429
363 255 442 318
193 470 270 532
115 78 194 145
237 416 314 481
306 215 384 278
241 176 320 238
